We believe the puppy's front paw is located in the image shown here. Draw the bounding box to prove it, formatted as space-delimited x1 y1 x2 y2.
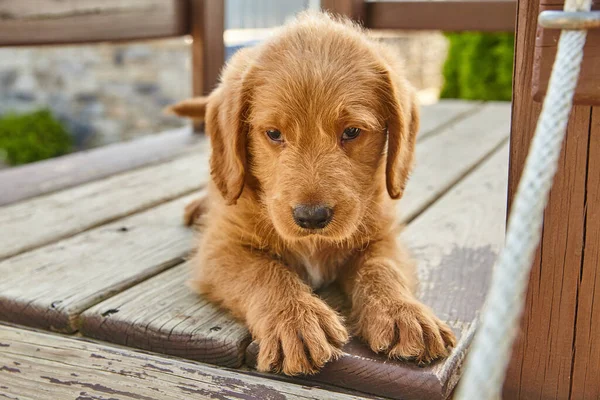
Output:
355 298 456 365
255 296 349 376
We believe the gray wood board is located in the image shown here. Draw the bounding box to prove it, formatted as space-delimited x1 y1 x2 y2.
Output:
81 263 251 368
0 126 200 207
0 144 209 261
0 325 379 400
0 193 200 333
418 100 482 141
400 101 510 222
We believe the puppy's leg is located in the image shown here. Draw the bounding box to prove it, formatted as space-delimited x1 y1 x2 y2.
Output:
339 237 456 364
189 242 349 375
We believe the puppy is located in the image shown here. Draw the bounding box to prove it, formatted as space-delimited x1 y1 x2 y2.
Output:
168 12 456 376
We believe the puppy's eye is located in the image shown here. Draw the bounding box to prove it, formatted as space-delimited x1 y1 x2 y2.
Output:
342 127 361 141
266 129 283 143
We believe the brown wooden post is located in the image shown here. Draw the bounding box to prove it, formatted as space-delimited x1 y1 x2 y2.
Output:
320 0 366 22
189 0 225 132
503 0 600 398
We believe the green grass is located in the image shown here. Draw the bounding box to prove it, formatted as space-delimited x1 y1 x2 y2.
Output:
0 109 73 166
440 32 515 101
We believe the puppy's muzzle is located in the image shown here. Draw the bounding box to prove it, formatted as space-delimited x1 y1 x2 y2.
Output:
292 204 333 230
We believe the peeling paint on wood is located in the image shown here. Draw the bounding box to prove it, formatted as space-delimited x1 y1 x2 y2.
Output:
0 325 372 400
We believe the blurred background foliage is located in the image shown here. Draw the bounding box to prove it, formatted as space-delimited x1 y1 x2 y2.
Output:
0 109 72 166
441 32 514 101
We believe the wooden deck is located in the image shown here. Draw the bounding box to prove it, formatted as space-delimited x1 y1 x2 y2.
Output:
0 100 511 400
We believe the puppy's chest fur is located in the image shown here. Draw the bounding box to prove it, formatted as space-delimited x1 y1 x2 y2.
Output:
282 245 351 290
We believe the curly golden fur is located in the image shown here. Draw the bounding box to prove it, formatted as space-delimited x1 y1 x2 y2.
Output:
168 11 455 376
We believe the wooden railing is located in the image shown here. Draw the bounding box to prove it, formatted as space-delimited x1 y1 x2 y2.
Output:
0 0 225 98
0 0 517 102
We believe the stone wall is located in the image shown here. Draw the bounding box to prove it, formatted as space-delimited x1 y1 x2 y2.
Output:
0 31 447 150
0 39 191 149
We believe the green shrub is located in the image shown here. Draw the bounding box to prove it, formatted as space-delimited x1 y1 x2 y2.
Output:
0 109 73 166
440 32 515 101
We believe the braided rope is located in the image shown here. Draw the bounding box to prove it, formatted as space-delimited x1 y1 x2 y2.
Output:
455 0 593 398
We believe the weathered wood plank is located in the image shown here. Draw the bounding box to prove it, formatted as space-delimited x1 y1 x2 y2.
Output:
247 144 509 400
418 100 482 141
502 3 543 394
77 102 509 375
518 107 590 399
0 325 377 400
570 107 600 399
0 193 201 333
0 143 209 261
401 102 510 222
0 0 190 46
81 263 251 368
0 127 201 207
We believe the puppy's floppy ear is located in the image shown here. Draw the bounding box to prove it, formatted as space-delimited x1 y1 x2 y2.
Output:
206 80 250 205
380 69 420 200
167 49 255 205
205 50 256 205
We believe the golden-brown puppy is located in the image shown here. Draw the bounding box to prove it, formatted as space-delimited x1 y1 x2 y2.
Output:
168 11 456 376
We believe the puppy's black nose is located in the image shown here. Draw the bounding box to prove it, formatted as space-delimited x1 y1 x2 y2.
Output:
293 204 333 229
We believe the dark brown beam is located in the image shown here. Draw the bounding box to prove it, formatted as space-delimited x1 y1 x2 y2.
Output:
190 0 225 97
189 0 224 132
366 1 516 32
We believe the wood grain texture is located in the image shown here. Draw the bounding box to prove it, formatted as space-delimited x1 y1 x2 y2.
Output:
503 1 543 395
0 325 377 400
0 146 209 261
569 107 600 400
515 106 590 399
418 100 483 142
0 193 200 333
532 1 600 104
401 102 511 222
504 0 596 397
0 0 189 46
0 127 201 207
247 144 509 400
365 0 516 32
80 263 251 368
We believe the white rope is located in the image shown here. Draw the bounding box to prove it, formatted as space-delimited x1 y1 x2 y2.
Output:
455 0 593 398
